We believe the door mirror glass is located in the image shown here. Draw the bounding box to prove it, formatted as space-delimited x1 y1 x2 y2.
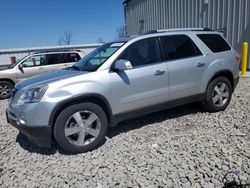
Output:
18 63 23 70
114 59 133 71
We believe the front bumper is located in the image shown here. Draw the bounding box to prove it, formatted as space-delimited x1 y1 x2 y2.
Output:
6 109 52 148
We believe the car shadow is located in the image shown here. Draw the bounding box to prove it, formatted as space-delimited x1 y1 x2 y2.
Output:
107 103 203 138
15 103 203 155
16 133 57 155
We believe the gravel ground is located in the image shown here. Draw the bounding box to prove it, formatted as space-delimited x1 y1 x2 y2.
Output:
0 78 250 188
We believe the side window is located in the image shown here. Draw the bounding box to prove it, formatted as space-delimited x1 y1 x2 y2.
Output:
67 53 81 63
46 53 68 65
161 35 202 61
22 55 46 67
197 34 231 53
119 38 161 67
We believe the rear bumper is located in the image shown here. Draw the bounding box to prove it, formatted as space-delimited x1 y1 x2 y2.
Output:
6 109 52 148
233 76 239 91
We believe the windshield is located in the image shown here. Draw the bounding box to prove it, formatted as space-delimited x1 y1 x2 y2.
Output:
73 42 124 71
9 54 29 69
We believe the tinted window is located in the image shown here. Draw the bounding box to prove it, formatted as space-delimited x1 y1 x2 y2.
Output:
119 38 161 67
161 35 202 61
46 53 68 65
67 53 81 62
22 55 46 67
197 34 231 53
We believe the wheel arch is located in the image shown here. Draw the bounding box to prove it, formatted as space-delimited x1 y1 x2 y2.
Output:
206 70 234 91
49 94 114 129
0 78 15 86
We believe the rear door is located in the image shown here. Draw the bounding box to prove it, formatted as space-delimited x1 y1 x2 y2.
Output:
44 53 68 73
160 35 207 100
44 53 81 72
110 38 169 115
16 55 46 82
65 52 81 68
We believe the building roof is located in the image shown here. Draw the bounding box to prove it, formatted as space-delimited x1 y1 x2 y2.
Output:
0 44 101 55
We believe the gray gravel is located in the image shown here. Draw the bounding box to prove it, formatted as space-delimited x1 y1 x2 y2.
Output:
0 78 250 188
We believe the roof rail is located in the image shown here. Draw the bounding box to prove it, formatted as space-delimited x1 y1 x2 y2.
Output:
143 28 212 35
157 28 212 32
33 49 82 54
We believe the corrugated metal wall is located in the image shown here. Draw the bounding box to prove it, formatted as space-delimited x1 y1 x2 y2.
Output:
124 0 250 56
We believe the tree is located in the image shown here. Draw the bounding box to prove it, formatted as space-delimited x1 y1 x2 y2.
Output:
116 26 126 38
58 31 73 45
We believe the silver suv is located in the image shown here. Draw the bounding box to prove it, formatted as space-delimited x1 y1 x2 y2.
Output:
0 51 84 99
6 29 240 153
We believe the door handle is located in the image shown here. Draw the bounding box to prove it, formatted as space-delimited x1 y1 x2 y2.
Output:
197 62 205 67
154 70 165 76
38 67 44 70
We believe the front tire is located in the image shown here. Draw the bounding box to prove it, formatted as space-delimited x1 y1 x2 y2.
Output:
202 77 232 112
54 103 108 153
0 81 13 99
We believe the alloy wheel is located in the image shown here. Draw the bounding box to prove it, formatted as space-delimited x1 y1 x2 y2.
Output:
212 82 229 107
0 84 11 98
64 110 101 146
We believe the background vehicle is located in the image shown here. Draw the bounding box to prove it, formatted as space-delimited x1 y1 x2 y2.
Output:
6 28 240 153
0 51 84 99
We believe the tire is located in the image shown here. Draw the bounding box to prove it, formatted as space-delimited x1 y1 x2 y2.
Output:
202 77 232 112
54 103 108 153
0 81 14 100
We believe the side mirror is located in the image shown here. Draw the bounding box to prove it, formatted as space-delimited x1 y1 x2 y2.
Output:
18 64 23 70
114 59 133 71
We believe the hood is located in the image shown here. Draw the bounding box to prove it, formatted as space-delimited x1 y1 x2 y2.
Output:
0 64 11 71
15 69 89 89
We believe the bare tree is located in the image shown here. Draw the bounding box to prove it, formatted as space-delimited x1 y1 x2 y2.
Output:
97 37 104 43
58 31 73 45
116 26 126 38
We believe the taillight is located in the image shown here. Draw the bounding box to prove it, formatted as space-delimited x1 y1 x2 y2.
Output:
235 55 241 64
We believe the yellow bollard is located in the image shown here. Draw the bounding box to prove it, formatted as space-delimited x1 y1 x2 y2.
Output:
241 42 248 76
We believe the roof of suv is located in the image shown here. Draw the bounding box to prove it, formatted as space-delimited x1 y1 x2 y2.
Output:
32 50 83 55
112 28 223 43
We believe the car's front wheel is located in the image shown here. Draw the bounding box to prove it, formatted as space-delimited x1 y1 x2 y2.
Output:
0 81 13 100
54 103 108 153
202 77 232 112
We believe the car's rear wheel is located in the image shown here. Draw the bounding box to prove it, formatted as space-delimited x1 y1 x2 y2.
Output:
54 103 108 153
0 81 13 99
202 77 232 112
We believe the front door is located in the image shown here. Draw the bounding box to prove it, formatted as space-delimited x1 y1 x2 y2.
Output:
111 38 169 115
16 54 46 82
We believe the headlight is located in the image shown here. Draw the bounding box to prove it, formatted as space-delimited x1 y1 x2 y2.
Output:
17 85 48 105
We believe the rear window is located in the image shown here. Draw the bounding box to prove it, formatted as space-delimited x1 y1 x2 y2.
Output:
46 53 68 65
161 35 202 61
45 53 81 65
197 34 231 53
67 53 81 62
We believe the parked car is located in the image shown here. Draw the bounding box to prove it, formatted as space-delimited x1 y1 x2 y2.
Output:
6 28 239 153
0 51 84 99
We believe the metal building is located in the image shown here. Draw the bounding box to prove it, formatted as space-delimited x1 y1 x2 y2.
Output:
124 0 250 66
0 44 101 65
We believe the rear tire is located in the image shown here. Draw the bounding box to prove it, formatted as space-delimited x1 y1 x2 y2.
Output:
202 77 232 112
54 103 108 153
0 81 13 99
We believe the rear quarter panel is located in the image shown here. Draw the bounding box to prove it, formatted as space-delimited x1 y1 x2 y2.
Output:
200 50 236 93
